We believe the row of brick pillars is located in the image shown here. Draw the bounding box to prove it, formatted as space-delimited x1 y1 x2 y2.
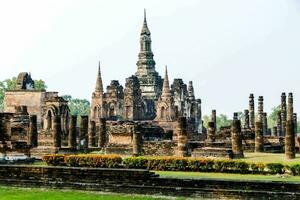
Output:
53 115 107 150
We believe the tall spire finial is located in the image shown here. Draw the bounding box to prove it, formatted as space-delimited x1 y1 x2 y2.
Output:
162 65 171 97
95 61 103 93
188 81 195 100
141 9 150 35
144 8 147 23
98 61 101 74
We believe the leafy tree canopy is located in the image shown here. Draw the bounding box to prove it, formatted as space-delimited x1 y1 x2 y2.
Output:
62 95 90 116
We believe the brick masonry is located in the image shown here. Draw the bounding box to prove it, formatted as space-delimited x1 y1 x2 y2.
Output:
0 165 299 199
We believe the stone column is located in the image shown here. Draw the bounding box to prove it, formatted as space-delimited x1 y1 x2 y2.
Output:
132 124 143 156
206 121 215 143
276 111 282 136
285 93 295 159
53 115 62 148
28 115 38 147
255 121 264 152
231 119 244 158
68 115 77 149
88 120 96 147
272 127 277 137
281 92 287 136
263 112 268 135
211 110 217 131
79 116 89 150
176 117 188 157
98 118 107 148
249 94 255 129
293 113 297 135
244 109 250 129
257 96 264 123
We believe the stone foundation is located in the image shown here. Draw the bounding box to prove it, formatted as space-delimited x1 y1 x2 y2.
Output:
0 165 299 199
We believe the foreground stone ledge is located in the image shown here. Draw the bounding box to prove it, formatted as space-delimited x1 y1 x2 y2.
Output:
0 165 299 199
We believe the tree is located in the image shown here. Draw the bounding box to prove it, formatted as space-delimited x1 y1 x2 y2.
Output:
34 79 47 90
203 113 232 131
267 105 280 129
62 95 90 116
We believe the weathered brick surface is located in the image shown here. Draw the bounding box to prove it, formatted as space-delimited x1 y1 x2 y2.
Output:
0 165 299 199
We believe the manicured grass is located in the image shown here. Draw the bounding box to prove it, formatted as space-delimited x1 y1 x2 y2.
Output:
156 171 300 182
239 153 300 164
0 187 173 200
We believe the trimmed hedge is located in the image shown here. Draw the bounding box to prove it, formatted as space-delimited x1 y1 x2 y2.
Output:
42 155 300 176
42 154 65 166
43 154 122 168
122 156 300 176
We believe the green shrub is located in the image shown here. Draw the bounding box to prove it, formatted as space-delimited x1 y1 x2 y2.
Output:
250 162 265 174
43 154 300 177
289 164 300 176
42 154 65 166
232 161 250 174
266 163 285 174
64 154 122 168
43 154 122 168
187 158 214 172
122 157 147 169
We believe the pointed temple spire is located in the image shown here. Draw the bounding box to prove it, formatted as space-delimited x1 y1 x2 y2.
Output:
95 61 103 93
141 9 150 36
162 66 171 97
188 81 195 100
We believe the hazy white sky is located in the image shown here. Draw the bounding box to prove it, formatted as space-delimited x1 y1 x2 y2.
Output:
0 0 300 116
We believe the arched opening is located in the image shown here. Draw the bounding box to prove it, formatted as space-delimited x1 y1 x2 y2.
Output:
125 106 130 119
46 110 52 130
93 106 97 119
160 107 166 119
109 106 115 118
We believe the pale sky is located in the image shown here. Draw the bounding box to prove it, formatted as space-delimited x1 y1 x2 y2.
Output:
0 0 300 117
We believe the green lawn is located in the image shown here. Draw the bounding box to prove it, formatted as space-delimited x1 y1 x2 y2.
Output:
0 187 174 200
239 153 300 164
156 171 300 182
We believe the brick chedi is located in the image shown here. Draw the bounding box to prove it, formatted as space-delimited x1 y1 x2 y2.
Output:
155 66 176 122
135 10 163 120
285 93 295 159
88 11 202 135
90 63 105 124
